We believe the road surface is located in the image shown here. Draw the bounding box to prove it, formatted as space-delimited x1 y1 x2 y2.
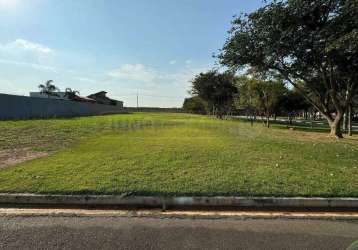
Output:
0 215 357 250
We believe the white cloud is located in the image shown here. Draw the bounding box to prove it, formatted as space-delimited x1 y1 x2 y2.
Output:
0 79 26 96
0 39 56 72
74 76 97 83
169 60 176 65
108 63 211 90
168 66 212 88
5 39 53 54
105 63 212 107
185 59 192 64
108 64 157 82
0 59 57 72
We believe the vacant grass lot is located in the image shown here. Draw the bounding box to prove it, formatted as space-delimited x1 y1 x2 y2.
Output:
0 113 357 197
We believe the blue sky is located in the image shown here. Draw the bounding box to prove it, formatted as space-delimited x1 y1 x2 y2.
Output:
0 0 263 107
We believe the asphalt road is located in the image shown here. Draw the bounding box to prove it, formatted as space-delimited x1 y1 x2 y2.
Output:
0 216 357 250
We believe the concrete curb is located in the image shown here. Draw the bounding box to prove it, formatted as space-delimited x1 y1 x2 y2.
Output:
0 194 357 209
0 208 358 220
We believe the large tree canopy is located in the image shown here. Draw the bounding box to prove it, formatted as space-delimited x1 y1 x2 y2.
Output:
182 96 208 114
190 70 237 118
219 0 358 137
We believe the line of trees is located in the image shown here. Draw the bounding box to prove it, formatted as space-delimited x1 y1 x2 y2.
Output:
184 70 237 119
184 72 312 128
184 0 358 138
219 0 358 138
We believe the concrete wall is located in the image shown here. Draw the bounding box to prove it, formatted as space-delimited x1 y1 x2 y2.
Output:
116 101 124 109
0 93 126 120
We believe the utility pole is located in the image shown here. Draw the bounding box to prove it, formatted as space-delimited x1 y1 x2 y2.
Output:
136 91 139 109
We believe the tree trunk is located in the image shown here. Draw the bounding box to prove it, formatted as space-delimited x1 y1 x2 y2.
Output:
343 112 347 131
329 123 343 138
348 104 352 136
250 110 254 127
327 112 344 138
289 115 293 125
266 115 270 128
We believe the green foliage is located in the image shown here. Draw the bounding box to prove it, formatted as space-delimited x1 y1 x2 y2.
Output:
183 96 208 114
235 76 287 125
38 80 60 97
235 76 261 111
219 0 358 137
280 89 312 115
64 88 80 100
0 113 357 196
191 70 238 118
254 80 286 117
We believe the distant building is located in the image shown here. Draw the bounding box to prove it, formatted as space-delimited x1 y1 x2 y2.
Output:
30 90 123 107
30 92 96 103
88 91 123 108
30 92 68 100
71 95 96 103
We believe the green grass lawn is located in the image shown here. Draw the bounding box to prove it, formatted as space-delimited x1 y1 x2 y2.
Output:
0 113 357 197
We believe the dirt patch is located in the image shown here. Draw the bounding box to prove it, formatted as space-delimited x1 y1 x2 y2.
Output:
0 148 48 169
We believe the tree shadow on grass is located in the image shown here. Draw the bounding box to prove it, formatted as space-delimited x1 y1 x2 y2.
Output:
234 117 358 135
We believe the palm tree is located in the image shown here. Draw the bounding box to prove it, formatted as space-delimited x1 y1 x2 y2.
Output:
64 88 80 100
38 80 60 98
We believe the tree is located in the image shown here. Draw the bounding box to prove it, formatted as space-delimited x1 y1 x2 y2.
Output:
343 87 358 135
280 88 312 124
64 88 80 100
219 0 358 138
190 70 238 118
38 80 59 98
236 76 286 127
183 96 208 114
235 76 261 125
259 80 287 127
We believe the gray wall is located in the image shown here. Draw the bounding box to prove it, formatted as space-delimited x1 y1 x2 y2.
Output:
0 93 126 120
